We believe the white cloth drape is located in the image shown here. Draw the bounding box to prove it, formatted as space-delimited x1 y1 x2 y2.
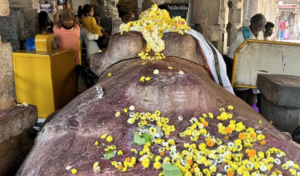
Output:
82 28 100 60
184 29 234 94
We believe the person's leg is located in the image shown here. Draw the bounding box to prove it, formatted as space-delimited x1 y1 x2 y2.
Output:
246 89 256 107
257 93 261 113
235 90 249 102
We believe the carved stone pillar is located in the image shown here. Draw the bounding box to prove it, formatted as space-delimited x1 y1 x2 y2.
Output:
227 0 244 46
193 0 228 53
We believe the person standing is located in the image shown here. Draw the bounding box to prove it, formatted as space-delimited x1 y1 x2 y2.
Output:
227 14 266 107
53 0 81 65
278 19 286 40
264 22 275 41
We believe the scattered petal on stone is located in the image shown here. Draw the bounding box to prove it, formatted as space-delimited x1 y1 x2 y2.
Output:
153 69 159 74
95 141 99 146
178 116 183 121
101 134 107 139
115 111 121 117
258 120 262 124
107 136 113 142
129 105 135 111
228 105 234 110
168 66 173 70
66 166 72 170
71 168 77 174
145 77 151 81
98 50 102 53
179 71 184 75
108 73 112 77
124 108 128 113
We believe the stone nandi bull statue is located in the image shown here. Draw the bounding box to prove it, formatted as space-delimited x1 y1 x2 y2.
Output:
18 5 300 176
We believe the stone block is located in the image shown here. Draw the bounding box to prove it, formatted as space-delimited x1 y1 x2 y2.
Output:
257 74 300 108
0 135 22 176
261 95 300 134
0 105 37 143
0 0 10 16
0 42 14 111
0 105 37 175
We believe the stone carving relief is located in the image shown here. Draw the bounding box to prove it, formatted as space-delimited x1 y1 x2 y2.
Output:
97 0 121 34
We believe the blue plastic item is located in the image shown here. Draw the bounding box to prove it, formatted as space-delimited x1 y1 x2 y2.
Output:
24 38 36 51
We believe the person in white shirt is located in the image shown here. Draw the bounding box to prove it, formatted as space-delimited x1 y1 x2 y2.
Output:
227 14 266 107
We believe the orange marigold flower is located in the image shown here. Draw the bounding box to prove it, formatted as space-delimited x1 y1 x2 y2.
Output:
190 168 195 173
225 127 233 134
160 151 165 157
206 139 215 147
117 165 123 171
227 169 235 176
202 121 209 127
247 149 257 158
238 133 247 140
187 160 193 166
125 157 131 162
250 133 257 138
261 140 266 146
225 136 229 140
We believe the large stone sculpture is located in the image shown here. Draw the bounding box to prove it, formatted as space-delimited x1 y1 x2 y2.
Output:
17 33 300 176
17 5 300 176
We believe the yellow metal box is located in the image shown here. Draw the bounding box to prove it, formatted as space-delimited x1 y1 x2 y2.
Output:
13 49 76 118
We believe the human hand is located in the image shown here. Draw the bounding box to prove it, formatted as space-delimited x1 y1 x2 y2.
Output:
67 0 71 10
55 3 60 11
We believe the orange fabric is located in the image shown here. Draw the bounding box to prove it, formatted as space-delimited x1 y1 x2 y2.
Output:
82 16 104 37
53 24 81 65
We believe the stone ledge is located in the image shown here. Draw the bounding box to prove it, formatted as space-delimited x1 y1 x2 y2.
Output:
261 95 300 134
257 74 300 108
0 105 37 143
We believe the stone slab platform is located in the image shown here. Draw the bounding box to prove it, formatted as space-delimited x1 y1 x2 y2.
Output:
257 74 300 109
0 105 37 175
261 95 300 134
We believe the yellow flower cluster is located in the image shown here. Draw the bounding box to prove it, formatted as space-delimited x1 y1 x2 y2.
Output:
111 157 137 172
89 105 300 176
119 4 191 60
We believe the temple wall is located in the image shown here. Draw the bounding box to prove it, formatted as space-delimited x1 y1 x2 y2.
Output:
0 0 38 51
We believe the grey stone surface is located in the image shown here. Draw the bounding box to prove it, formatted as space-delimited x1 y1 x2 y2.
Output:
0 42 14 111
261 95 300 134
0 105 37 143
257 74 300 108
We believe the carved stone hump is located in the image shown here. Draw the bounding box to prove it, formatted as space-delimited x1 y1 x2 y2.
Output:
90 32 204 77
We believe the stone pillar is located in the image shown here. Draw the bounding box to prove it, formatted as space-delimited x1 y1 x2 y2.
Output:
142 0 156 11
193 0 228 53
118 0 138 17
257 74 300 134
0 0 38 51
227 0 243 46
0 1 38 175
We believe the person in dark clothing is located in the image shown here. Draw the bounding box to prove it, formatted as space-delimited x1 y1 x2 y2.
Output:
38 11 53 33
293 127 300 144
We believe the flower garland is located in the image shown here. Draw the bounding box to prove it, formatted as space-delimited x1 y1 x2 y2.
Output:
119 4 191 60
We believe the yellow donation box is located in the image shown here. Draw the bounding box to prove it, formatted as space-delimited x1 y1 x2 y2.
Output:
13 34 76 118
